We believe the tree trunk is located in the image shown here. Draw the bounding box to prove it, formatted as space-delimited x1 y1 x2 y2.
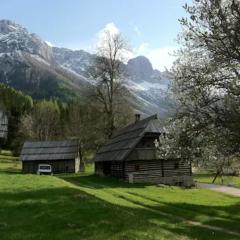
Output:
212 167 223 183
212 170 220 183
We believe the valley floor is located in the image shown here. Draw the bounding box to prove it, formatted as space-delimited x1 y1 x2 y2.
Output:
1 153 240 240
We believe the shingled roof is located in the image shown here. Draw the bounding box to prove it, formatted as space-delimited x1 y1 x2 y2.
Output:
20 139 80 161
95 114 162 162
0 111 8 139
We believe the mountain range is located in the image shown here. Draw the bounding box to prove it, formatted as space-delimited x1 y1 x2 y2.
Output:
0 19 172 116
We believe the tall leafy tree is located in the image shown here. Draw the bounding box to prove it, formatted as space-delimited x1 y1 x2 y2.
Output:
0 83 33 151
19 100 61 141
163 0 240 180
89 30 133 138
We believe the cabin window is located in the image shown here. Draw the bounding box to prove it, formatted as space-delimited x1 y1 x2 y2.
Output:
135 164 140 171
174 162 179 169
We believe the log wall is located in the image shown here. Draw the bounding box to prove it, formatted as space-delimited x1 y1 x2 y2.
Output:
95 162 104 176
95 158 193 186
95 161 124 178
125 159 191 176
22 159 77 174
94 135 193 186
124 152 193 186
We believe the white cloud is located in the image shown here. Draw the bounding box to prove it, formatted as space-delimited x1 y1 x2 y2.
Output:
95 22 133 63
96 22 120 47
135 42 149 55
64 23 120 52
103 22 120 35
63 22 177 72
146 46 177 71
135 43 177 71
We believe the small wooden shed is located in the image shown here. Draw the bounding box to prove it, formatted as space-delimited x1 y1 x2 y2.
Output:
0 110 8 145
20 139 81 173
95 114 193 186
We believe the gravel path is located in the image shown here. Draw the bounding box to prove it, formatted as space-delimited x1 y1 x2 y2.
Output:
197 182 240 197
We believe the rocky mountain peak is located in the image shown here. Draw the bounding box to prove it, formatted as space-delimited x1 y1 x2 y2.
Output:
0 20 25 34
127 56 154 82
0 19 53 61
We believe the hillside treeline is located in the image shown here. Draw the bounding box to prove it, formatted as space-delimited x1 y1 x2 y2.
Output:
0 83 132 159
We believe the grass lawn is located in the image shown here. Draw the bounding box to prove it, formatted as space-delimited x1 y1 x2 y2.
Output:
1 153 240 239
194 172 240 188
0 150 21 173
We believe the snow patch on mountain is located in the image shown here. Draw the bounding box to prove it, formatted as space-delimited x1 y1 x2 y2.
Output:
127 79 169 91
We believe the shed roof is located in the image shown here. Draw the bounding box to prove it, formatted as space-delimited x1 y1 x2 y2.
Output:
0 111 8 139
20 139 80 161
95 114 162 162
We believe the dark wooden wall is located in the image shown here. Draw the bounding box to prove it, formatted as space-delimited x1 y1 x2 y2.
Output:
95 159 191 180
95 161 124 178
94 135 193 185
136 134 159 148
22 159 77 173
124 159 191 182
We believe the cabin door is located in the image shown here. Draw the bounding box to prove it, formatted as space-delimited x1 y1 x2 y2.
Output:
103 161 111 175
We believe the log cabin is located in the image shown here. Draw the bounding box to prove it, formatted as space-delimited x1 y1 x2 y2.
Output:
20 139 82 173
94 114 193 186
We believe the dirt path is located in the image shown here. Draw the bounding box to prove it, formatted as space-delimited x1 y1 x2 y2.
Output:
197 182 240 197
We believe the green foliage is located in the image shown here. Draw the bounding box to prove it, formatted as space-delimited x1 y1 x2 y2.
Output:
1 79 133 158
0 83 33 114
0 58 82 104
10 99 67 155
169 0 240 173
64 97 133 161
0 83 33 153
19 99 62 141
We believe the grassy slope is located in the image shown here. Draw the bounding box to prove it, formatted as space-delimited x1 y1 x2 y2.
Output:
0 151 21 173
0 153 240 240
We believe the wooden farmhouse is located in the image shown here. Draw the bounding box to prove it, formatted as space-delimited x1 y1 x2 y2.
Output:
20 139 81 174
95 114 193 186
0 110 8 145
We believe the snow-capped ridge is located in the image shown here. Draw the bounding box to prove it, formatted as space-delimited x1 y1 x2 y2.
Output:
0 19 172 116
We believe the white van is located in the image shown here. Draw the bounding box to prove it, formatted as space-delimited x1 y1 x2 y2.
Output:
37 164 53 175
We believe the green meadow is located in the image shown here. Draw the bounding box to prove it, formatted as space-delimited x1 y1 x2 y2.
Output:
1 152 240 240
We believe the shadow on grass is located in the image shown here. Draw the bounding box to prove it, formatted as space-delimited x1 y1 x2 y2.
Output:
60 174 151 189
0 184 238 240
0 168 22 174
125 191 240 234
60 174 240 238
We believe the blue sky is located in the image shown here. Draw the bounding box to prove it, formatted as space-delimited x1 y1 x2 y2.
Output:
0 0 191 70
